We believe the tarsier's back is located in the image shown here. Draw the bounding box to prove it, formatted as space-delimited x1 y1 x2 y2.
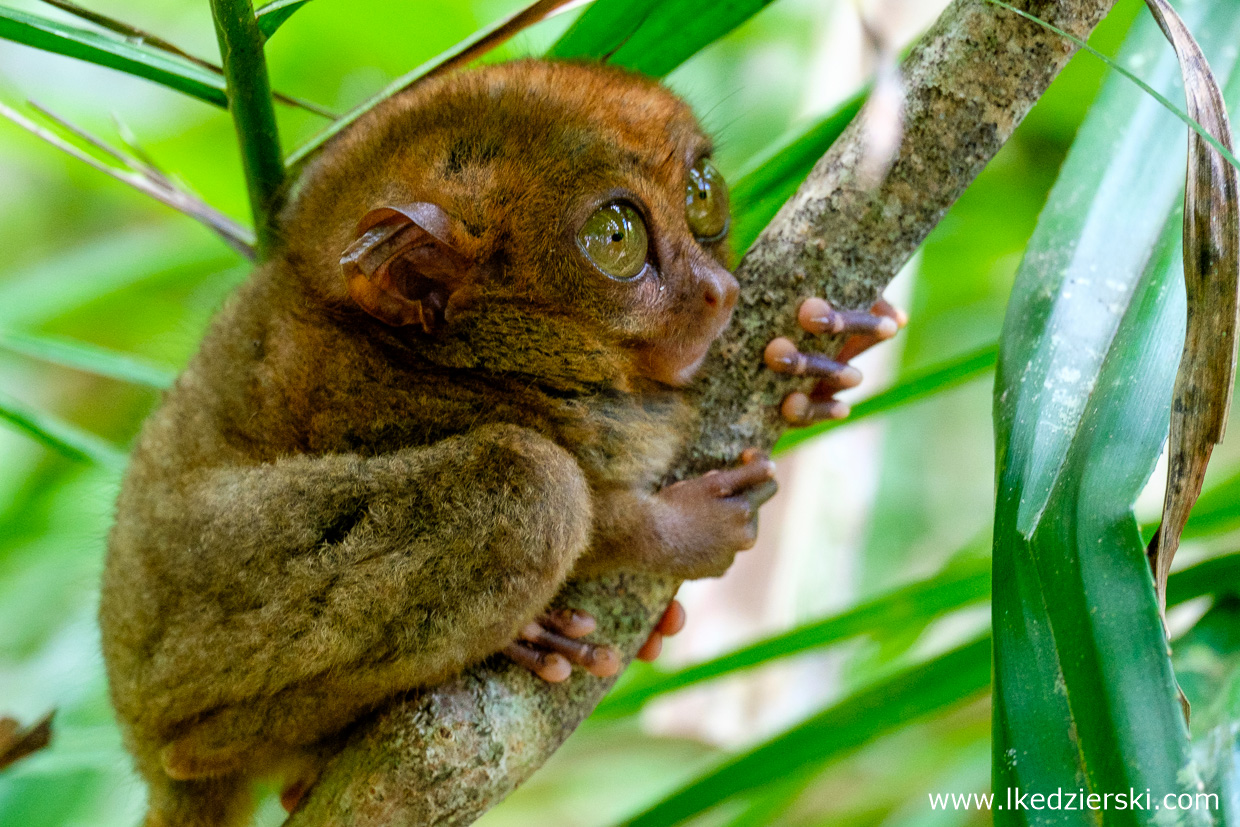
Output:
100 60 758 827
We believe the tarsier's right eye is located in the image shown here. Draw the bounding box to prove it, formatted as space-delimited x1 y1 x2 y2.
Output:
578 202 649 281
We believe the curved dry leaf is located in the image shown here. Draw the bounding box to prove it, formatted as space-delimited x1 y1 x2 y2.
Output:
1144 0 1240 613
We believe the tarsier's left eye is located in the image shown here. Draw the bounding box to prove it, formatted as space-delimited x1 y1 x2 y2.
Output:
685 158 729 242
578 201 649 281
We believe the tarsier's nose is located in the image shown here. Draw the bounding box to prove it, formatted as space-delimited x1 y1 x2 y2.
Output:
700 261 739 316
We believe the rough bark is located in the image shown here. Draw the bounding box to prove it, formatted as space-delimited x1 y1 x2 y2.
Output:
287 1 1115 824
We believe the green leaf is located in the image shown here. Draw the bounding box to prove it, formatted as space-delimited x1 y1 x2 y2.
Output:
255 0 311 41
0 331 174 389
596 556 990 719
991 2 1240 820
548 0 776 78
729 92 865 256
773 342 997 455
615 636 992 827
0 6 227 108
0 392 126 468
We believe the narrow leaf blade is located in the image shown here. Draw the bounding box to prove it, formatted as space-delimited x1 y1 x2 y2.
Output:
0 6 227 107
0 392 126 468
0 331 175 389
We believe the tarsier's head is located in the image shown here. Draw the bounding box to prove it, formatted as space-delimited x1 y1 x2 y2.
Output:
282 59 738 387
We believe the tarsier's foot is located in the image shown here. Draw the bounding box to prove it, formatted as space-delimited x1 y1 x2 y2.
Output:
764 297 907 425
636 599 686 662
504 609 622 683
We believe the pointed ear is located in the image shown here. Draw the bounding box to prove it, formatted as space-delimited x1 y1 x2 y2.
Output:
340 202 478 332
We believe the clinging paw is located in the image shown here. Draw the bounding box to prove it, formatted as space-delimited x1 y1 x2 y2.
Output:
504 608 621 683
765 297 906 425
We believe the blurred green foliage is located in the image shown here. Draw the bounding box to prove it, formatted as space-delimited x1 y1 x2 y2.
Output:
1 1 1239 826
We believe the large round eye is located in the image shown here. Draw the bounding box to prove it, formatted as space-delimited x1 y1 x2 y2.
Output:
578 202 649 281
685 158 729 241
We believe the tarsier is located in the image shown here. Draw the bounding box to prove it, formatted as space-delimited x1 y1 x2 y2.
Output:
99 59 902 827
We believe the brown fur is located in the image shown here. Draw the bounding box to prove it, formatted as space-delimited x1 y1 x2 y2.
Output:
100 60 764 826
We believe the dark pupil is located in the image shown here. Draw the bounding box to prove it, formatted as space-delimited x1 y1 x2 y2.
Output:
610 231 624 243
698 190 708 200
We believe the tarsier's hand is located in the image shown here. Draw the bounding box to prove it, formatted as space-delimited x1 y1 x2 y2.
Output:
765 297 907 424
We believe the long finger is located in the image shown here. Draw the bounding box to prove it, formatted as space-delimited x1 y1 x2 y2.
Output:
798 297 901 339
764 338 862 388
504 641 571 683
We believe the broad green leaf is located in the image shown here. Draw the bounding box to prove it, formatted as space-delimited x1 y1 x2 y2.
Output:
615 636 992 827
0 392 126 468
596 556 990 719
255 0 311 40
729 92 865 256
0 331 174 389
0 6 227 108
548 0 775 78
773 342 997 455
991 2 1240 820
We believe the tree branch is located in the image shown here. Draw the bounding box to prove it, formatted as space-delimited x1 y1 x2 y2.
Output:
287 1 1115 823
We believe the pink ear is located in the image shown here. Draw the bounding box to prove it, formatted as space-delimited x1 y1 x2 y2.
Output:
340 203 476 331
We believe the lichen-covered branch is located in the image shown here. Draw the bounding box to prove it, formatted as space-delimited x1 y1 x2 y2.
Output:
287 1 1115 824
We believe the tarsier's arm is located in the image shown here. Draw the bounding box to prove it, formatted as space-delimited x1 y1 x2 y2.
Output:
131 423 590 778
